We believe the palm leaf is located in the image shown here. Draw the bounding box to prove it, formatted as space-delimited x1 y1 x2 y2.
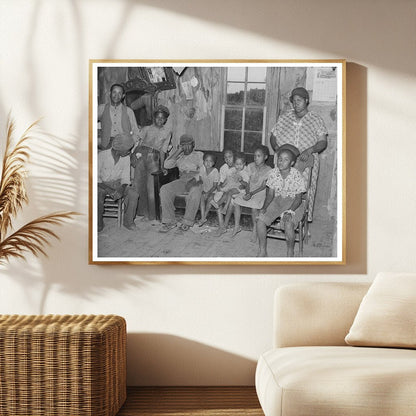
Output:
0 115 79 265
0 116 38 237
0 211 79 264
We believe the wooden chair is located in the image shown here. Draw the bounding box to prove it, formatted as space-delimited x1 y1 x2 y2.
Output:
266 154 317 256
103 195 124 227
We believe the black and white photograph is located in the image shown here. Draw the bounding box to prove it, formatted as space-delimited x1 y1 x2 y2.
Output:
89 60 345 264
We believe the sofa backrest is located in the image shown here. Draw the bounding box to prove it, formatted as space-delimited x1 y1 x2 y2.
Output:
273 282 370 348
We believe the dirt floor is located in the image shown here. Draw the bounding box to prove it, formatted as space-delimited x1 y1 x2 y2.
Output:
98 209 336 260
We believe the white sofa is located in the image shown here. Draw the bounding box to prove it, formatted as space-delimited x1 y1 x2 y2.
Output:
255 282 416 416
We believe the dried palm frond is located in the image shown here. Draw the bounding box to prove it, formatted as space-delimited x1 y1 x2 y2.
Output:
0 115 79 264
0 212 78 265
0 116 36 238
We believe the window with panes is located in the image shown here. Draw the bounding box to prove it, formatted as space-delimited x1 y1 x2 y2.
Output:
222 67 267 154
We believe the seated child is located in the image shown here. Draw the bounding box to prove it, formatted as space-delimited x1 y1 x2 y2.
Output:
216 149 235 195
196 149 233 226
218 145 272 240
212 152 249 215
256 144 307 257
195 153 219 226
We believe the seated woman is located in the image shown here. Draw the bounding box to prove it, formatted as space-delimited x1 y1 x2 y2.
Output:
256 144 307 257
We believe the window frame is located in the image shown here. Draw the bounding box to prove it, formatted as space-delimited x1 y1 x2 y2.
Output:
220 67 268 154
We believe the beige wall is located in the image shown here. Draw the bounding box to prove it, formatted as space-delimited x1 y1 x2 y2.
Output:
0 0 415 385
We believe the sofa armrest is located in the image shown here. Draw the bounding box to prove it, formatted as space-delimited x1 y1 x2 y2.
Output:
273 282 370 348
152 168 180 220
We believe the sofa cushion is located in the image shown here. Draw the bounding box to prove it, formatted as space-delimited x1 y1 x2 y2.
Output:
256 346 416 416
274 282 370 348
345 272 416 348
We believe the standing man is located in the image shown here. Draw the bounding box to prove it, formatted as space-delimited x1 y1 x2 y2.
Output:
98 83 140 150
97 133 139 232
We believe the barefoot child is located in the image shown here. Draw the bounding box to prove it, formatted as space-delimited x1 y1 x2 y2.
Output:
212 152 249 215
196 153 219 226
219 149 235 180
199 149 233 227
256 144 307 257
217 145 272 239
214 149 234 202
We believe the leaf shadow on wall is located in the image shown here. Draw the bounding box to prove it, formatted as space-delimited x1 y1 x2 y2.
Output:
0 1 159 313
0 126 155 314
133 0 413 77
0 1 368 301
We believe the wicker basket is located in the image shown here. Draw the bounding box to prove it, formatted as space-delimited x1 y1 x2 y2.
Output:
0 314 126 416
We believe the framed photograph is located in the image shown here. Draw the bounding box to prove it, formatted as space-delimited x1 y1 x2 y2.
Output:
89 60 345 265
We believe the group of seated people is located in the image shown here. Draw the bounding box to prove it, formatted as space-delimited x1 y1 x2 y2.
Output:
98 84 328 257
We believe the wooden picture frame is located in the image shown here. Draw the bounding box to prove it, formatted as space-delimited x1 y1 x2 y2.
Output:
89 60 346 265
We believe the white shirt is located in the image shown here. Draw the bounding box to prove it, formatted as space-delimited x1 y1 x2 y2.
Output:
98 149 131 185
